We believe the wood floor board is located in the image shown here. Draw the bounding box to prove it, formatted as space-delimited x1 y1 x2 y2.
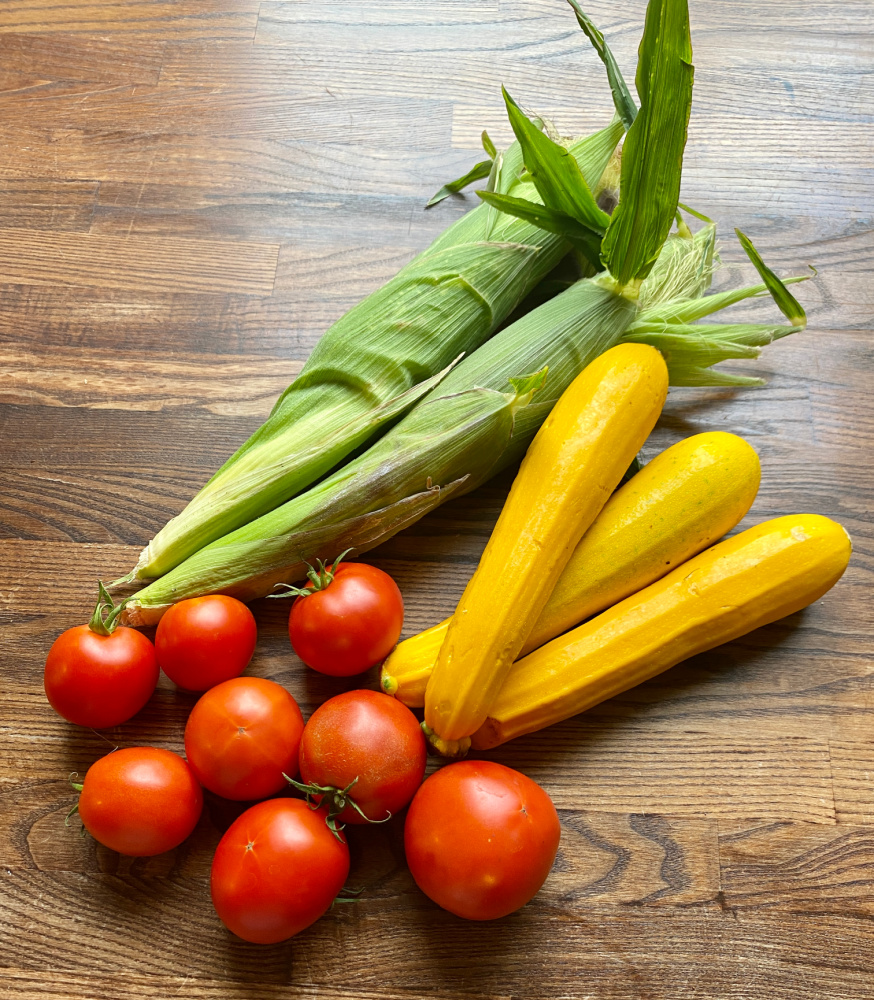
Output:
0 229 279 295
0 2 260 39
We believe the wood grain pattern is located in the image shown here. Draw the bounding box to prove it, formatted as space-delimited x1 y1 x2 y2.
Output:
1 0 873 997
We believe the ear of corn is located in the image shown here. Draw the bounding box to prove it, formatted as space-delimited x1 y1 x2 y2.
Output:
422 343 669 757
470 514 852 750
381 430 761 707
122 120 625 584
120 280 638 624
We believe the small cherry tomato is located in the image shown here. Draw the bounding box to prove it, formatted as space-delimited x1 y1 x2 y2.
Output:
404 760 561 920
45 586 158 729
287 555 403 677
75 747 203 857
155 594 257 691
211 797 350 944
184 677 304 801
294 689 426 826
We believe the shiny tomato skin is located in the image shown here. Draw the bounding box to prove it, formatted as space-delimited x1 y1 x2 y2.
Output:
300 690 426 824
78 747 203 857
211 797 350 944
44 625 159 729
184 677 304 801
404 760 561 920
155 595 257 692
289 562 403 677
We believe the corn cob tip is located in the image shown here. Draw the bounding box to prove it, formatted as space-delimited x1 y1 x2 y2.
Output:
421 723 471 759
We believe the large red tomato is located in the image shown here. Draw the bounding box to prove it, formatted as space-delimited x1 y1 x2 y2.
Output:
287 559 403 676
296 689 426 825
76 747 203 857
211 798 350 943
404 760 561 920
155 595 256 691
45 624 158 729
184 677 304 801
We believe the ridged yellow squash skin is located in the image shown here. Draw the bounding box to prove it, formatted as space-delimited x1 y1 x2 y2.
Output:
382 431 761 707
470 513 852 750
423 343 669 755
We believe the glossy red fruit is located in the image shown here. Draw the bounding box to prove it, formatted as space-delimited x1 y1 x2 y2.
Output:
155 595 257 692
77 747 203 857
45 624 158 729
404 760 561 920
298 689 426 824
211 798 350 943
184 677 304 801
288 560 403 677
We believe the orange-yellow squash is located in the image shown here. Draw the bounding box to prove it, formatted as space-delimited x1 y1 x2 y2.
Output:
470 513 852 750
423 342 669 756
381 431 761 707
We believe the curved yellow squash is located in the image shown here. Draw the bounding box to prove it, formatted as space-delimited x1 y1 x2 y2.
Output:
470 513 852 750
382 431 761 707
423 342 669 756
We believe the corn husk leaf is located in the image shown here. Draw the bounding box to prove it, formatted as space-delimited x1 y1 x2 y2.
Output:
502 87 610 236
426 158 493 208
735 229 808 328
566 0 638 130
475 191 602 268
601 0 694 286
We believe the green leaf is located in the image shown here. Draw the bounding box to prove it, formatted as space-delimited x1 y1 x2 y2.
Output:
502 87 610 235
678 201 713 223
735 229 807 328
566 0 637 130
426 158 494 208
481 130 497 159
476 190 602 269
601 0 694 288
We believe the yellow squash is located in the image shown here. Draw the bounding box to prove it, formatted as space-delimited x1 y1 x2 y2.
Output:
382 431 761 707
470 513 852 750
423 342 669 756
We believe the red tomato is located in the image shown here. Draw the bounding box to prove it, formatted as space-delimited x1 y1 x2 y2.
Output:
404 760 561 920
184 677 304 801
76 747 203 857
155 595 257 691
298 690 426 825
45 624 158 729
289 561 403 676
211 798 350 944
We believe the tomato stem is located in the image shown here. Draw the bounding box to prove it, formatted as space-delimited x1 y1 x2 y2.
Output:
268 548 354 600
87 581 130 636
282 772 391 841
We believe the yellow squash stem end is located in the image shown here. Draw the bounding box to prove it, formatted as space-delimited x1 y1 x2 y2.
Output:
421 723 471 760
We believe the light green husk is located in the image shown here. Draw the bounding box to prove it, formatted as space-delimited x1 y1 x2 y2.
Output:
124 120 625 584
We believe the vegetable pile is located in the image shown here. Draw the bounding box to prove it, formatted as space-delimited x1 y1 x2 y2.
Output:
44 0 852 945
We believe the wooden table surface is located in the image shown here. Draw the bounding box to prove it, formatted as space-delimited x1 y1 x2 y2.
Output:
1 1 873 997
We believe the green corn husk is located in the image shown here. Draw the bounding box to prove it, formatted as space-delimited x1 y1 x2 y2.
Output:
124 119 625 584
122 277 637 623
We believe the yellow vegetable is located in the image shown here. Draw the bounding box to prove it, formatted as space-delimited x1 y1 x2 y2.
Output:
423 342 669 756
470 513 852 750
382 431 761 707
